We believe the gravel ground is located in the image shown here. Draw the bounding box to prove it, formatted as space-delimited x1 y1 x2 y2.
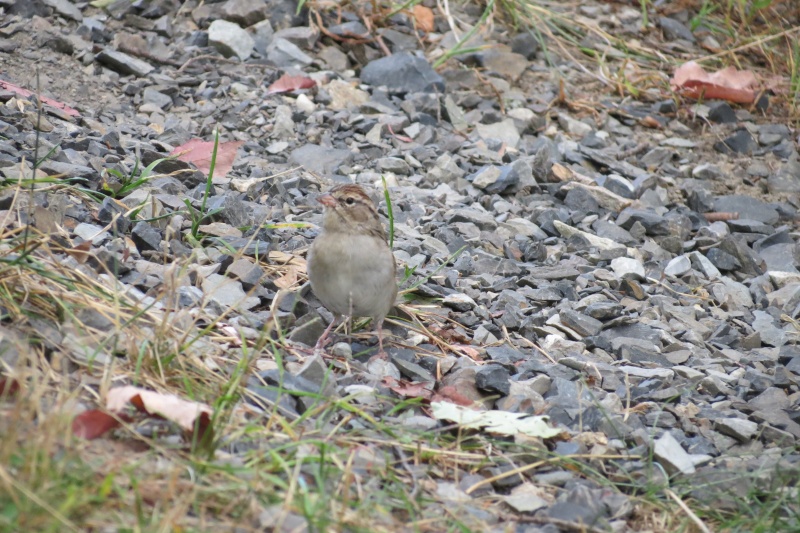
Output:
1 0 800 531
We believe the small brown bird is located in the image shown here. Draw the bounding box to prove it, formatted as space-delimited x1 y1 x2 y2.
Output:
307 184 397 353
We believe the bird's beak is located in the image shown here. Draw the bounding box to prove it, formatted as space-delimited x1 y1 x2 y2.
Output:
318 193 336 207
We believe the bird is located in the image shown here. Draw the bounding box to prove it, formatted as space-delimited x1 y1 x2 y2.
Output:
307 183 398 354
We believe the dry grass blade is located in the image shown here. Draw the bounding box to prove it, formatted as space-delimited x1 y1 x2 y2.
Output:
666 489 713 533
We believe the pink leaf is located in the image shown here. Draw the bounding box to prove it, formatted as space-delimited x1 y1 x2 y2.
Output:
671 61 759 104
267 73 316 94
170 138 243 177
0 80 80 117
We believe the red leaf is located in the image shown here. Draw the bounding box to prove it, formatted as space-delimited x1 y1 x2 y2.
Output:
72 410 121 439
267 73 316 94
170 138 243 177
671 61 759 104
0 80 80 117
0 377 20 397
431 385 476 407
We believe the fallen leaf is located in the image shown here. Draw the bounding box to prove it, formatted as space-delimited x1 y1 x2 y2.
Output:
106 386 213 438
671 61 759 104
429 325 471 344
503 482 551 512
0 80 80 117
65 241 92 264
639 115 663 129
450 344 481 360
273 265 298 289
430 385 475 407
218 324 243 347
412 5 435 33
170 138 243 177
0 377 20 397
431 402 563 438
382 376 434 399
267 73 316 94
72 410 123 439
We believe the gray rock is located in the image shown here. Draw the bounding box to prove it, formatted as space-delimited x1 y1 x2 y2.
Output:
559 309 603 337
142 88 172 110
751 310 786 347
272 26 320 49
290 144 353 175
475 365 511 395
768 153 800 193
39 160 95 179
209 19 254 60
74 222 109 245
43 0 82 21
714 418 758 442
251 19 275 56
177 286 204 308
391 356 434 382
610 257 646 281
476 119 521 149
95 48 154 77
221 0 268 27
706 248 740 271
476 50 528 81
760 244 798 274
226 258 264 289
714 129 757 155
510 32 539 59
712 195 779 225
664 255 691 277
360 52 445 93
708 102 737 124
447 208 497 231
202 274 260 311
658 16 695 42
266 37 313 67
692 163 724 180
131 221 162 252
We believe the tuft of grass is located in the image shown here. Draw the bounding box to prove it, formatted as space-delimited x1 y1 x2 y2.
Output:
183 129 223 243
100 154 170 199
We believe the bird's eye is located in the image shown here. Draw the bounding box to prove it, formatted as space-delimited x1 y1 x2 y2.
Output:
345 197 356 205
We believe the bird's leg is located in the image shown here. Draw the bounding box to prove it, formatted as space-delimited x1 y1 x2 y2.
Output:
314 316 338 354
372 318 389 360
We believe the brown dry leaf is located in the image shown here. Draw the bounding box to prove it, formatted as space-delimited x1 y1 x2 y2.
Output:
671 61 759 104
267 73 316 94
274 265 298 289
382 376 434 399
170 138 243 177
639 115 663 129
574 431 608 448
65 241 92 264
72 410 124 439
412 5 435 33
450 344 481 360
268 250 307 267
106 386 213 436
430 385 475 407
429 325 471 344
